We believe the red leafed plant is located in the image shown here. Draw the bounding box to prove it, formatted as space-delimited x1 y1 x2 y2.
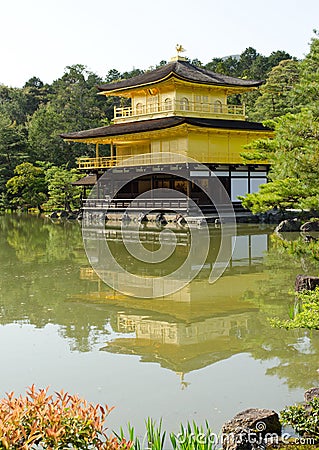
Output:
0 385 132 450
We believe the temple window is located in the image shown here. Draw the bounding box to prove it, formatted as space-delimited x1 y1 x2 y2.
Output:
202 95 209 112
164 98 172 111
136 102 143 114
149 98 158 113
180 97 190 111
214 100 223 113
195 95 201 111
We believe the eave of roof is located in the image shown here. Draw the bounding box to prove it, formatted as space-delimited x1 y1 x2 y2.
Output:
72 174 97 186
97 60 263 93
61 116 272 142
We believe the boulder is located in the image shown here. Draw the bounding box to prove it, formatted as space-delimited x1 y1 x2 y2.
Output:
275 218 301 233
300 220 319 232
295 274 319 292
222 408 281 450
304 387 319 402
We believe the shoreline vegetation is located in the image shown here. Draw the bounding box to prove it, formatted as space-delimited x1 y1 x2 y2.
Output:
0 385 318 450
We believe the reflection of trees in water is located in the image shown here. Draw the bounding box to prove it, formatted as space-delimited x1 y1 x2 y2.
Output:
2 214 83 263
0 214 112 351
265 333 319 389
239 233 319 389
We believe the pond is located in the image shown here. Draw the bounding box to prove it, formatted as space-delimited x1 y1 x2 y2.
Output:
0 213 318 438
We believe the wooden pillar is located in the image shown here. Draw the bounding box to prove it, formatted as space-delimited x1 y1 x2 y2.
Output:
186 180 191 198
150 175 154 199
95 143 99 158
186 180 191 214
110 141 114 163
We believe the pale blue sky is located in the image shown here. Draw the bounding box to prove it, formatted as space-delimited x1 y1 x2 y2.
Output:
1 0 318 87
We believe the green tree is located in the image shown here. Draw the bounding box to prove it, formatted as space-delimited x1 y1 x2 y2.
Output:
105 68 121 82
241 32 319 213
205 56 240 77
251 59 301 121
27 103 75 165
238 47 261 76
267 50 294 68
22 76 51 117
291 30 319 113
241 109 319 212
28 65 108 165
189 58 203 67
0 85 29 124
50 64 105 130
0 112 28 196
6 162 47 212
45 166 82 211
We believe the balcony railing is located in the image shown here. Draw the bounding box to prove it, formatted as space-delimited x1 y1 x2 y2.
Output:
84 197 190 211
77 156 122 169
77 150 266 170
77 153 192 170
114 99 245 122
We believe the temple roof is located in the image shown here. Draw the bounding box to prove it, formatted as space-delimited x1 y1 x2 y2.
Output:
97 60 263 93
61 116 270 141
71 174 97 185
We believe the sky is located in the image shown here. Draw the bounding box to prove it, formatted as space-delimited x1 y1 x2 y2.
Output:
1 0 319 87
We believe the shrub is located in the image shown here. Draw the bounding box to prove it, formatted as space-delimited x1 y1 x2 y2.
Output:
270 287 319 329
280 397 319 440
0 385 132 449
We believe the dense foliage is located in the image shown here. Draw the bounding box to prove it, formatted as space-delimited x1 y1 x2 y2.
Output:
280 397 319 440
4 162 82 212
270 288 319 330
0 47 294 211
241 32 319 213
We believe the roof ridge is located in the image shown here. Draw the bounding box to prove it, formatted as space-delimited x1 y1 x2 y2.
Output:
97 59 262 92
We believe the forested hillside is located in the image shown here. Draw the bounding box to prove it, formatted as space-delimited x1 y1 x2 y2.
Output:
0 45 302 211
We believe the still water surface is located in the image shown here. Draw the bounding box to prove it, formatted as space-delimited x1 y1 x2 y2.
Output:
0 214 318 436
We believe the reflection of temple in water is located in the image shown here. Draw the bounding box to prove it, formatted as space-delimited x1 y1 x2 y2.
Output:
116 312 249 343
100 310 255 376
77 225 270 378
84 224 269 297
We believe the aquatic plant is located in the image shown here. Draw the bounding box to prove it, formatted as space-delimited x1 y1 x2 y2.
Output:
270 288 319 329
170 421 216 450
115 418 166 450
115 419 216 450
0 385 132 449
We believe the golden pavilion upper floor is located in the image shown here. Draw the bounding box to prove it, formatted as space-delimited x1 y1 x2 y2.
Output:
97 58 262 124
61 58 271 171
